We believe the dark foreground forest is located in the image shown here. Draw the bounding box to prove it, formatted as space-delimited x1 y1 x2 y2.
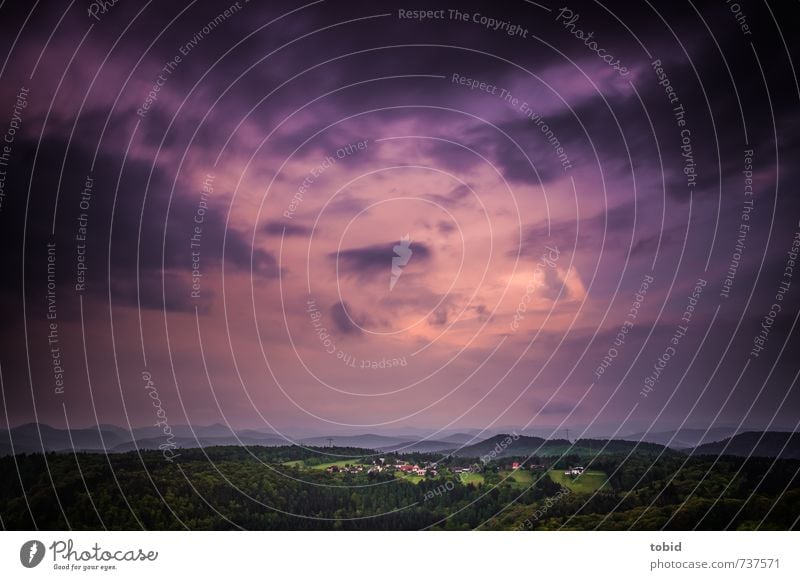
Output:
1 444 798 530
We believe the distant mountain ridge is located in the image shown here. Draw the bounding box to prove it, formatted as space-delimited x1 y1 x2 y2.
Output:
616 427 744 449
0 424 485 456
0 423 293 455
452 434 674 458
1 424 796 459
691 431 800 459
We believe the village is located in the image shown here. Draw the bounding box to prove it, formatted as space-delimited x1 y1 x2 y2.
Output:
321 455 587 482
325 458 439 477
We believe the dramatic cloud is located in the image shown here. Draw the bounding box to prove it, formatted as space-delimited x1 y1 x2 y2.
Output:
331 241 432 281
0 0 797 438
262 220 312 237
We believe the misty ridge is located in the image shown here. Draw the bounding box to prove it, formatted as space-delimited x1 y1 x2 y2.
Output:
2 422 798 460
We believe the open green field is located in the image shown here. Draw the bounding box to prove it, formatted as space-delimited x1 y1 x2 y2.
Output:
310 459 365 470
281 459 359 470
548 469 607 493
457 472 485 486
499 469 535 487
395 472 425 484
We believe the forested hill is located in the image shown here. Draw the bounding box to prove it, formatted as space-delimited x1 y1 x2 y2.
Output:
1 445 797 530
453 434 674 458
691 432 800 459
0 446 557 530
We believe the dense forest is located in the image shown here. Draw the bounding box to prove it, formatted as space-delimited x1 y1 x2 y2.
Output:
0 445 797 530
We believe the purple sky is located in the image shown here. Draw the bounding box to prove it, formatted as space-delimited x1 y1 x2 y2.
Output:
0 0 798 438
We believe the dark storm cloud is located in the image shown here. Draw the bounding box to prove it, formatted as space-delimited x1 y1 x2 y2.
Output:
512 200 643 259
416 138 489 174
262 220 312 237
533 399 580 416
429 306 448 326
423 184 473 208
330 301 363 336
113 270 212 314
629 223 684 258
0 136 278 316
325 195 370 215
437 220 456 235
331 241 432 279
